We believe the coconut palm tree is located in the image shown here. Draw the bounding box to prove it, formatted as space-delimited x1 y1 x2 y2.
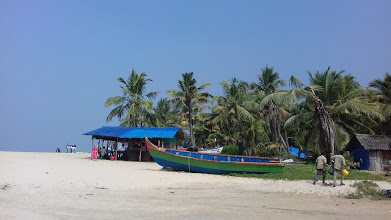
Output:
369 73 391 103
193 112 215 148
262 68 383 161
251 66 289 151
167 72 213 147
147 98 180 128
369 73 391 134
211 78 263 154
105 69 158 127
250 65 286 95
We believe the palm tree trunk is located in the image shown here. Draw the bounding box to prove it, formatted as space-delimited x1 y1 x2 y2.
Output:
284 131 290 154
315 100 338 162
188 110 196 147
267 102 280 143
279 132 290 153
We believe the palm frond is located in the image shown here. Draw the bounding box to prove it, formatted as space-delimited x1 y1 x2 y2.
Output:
105 96 126 107
341 88 369 100
235 105 254 121
146 91 159 99
198 83 211 90
290 76 305 88
106 105 125 122
284 112 315 130
333 99 384 120
385 104 391 118
334 123 350 149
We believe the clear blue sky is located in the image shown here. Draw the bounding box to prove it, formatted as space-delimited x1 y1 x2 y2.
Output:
1 0 390 152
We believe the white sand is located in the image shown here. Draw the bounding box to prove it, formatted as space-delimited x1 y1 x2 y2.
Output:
1 151 391 219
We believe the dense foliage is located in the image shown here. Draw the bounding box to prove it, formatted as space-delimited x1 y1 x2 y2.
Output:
105 67 390 157
221 145 239 155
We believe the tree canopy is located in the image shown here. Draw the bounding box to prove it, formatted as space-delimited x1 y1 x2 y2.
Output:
105 67 390 157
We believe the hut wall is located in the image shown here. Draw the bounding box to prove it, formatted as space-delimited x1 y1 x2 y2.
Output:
369 150 383 171
352 142 370 170
383 151 391 162
381 150 391 171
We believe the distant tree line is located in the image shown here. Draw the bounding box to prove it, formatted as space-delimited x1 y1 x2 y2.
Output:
105 67 391 160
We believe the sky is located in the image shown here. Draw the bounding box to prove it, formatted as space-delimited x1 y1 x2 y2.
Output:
1 0 390 153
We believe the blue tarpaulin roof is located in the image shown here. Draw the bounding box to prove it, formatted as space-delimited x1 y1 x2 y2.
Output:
83 126 134 137
120 127 180 139
83 126 181 139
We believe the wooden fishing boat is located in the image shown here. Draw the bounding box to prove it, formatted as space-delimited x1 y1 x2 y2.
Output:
145 138 285 174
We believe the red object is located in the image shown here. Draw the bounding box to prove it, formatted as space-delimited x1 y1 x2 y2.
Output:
91 148 98 160
110 155 115 161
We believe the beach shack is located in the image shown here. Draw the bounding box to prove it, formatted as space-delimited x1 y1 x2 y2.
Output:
348 134 391 171
83 126 184 161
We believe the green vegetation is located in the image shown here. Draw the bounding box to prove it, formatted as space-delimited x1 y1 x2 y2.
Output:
228 165 385 181
167 72 213 147
347 181 390 200
105 69 158 127
105 67 391 157
221 145 239 155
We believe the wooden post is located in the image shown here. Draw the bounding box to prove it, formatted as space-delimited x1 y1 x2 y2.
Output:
115 138 118 160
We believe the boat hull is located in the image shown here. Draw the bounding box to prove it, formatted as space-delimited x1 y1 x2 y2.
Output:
146 138 284 174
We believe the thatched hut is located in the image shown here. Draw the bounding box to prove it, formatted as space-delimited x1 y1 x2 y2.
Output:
349 134 391 171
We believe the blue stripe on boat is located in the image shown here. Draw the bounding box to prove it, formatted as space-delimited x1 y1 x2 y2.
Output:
165 150 271 163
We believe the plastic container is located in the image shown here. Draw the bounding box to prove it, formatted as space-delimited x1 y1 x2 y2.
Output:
110 155 115 161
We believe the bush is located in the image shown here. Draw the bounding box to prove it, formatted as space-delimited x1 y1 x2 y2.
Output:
259 152 273 157
221 145 239 155
259 151 292 158
347 180 388 200
276 152 293 159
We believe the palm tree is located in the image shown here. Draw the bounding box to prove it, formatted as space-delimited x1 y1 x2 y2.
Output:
369 73 391 103
262 67 383 161
211 78 262 154
251 66 288 151
250 65 286 95
193 112 215 148
148 98 180 128
167 73 213 147
369 73 391 134
105 69 158 127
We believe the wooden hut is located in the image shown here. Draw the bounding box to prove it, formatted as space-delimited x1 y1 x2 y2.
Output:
349 134 391 171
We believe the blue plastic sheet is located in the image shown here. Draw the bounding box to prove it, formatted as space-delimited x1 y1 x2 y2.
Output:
289 147 307 159
83 126 181 139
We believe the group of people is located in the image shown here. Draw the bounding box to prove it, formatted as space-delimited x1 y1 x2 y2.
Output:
97 140 128 160
313 152 347 187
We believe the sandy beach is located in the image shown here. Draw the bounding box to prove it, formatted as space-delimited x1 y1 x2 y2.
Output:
1 151 390 219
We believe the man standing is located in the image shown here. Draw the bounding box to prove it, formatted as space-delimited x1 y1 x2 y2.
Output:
313 154 327 185
331 153 347 187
